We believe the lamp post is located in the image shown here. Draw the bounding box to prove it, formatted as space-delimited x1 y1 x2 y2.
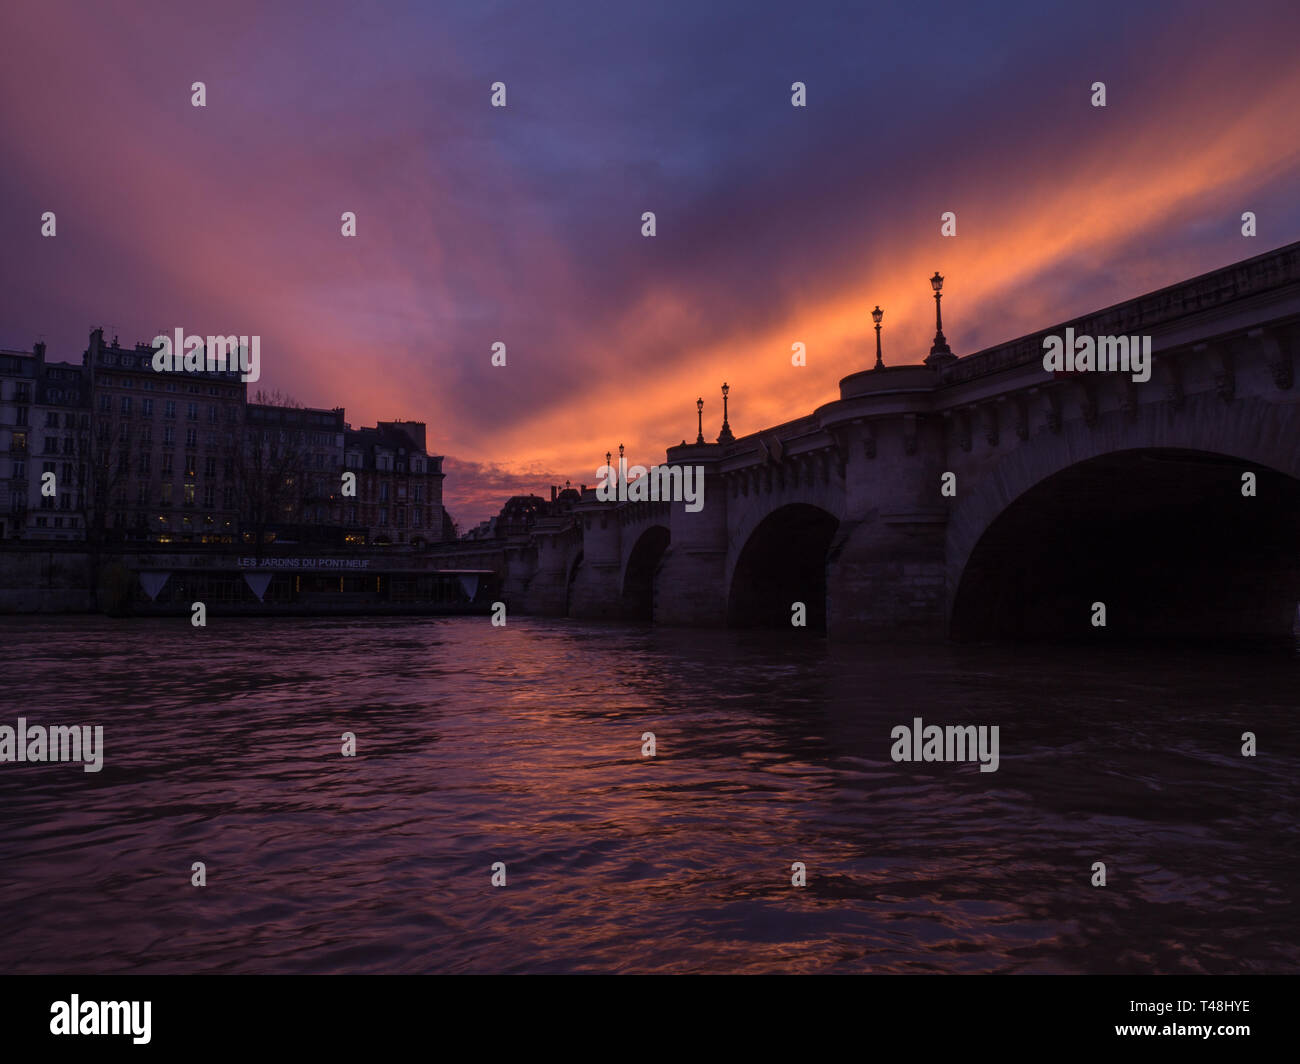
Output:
695 397 704 444
929 272 950 356
717 383 735 444
618 443 625 483
605 450 612 485
872 305 884 370
925 272 956 368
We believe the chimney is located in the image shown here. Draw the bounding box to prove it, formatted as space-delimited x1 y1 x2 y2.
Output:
551 485 557 502
33 340 46 362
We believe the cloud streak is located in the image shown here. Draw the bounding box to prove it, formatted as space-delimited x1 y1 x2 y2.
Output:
1 0 1297 526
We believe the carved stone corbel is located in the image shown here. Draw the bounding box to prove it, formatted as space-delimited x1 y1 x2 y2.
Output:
1197 342 1234 402
983 403 1000 447
1015 393 1031 440
1119 375 1138 420
1251 328 1293 391
1045 389 1062 434
1163 356 1185 409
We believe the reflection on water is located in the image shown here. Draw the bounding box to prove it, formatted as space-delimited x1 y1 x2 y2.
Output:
0 616 1296 973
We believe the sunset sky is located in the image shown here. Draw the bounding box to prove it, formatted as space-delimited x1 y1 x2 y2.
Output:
2 0 1298 527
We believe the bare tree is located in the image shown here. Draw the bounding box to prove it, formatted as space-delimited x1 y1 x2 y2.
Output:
74 410 134 607
238 390 316 561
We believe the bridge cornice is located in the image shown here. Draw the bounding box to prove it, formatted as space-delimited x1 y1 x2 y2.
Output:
941 240 1300 386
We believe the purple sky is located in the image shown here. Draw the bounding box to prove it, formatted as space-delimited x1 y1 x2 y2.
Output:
2 0 1298 526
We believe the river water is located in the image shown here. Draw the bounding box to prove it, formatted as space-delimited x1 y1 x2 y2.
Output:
0 616 1295 973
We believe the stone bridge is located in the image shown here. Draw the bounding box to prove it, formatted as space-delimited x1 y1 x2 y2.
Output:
436 241 1300 641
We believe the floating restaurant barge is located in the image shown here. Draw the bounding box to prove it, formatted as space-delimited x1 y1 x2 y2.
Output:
122 552 498 617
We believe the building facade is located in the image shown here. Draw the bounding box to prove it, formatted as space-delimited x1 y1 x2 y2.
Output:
85 328 246 544
242 401 353 547
2 328 450 551
343 421 446 548
0 344 37 540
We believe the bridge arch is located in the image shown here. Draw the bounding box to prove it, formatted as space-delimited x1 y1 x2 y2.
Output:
620 524 670 621
726 501 842 629
948 396 1300 641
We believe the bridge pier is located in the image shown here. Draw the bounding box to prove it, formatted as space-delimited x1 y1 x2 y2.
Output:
827 512 949 640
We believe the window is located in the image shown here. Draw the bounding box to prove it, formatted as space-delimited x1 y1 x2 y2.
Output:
204 457 216 477
412 509 421 528
203 485 214 507
99 394 111 413
141 425 152 444
396 509 405 528
163 426 175 445
142 398 153 417
138 454 151 475
63 437 74 454
222 487 234 509
184 484 195 505
162 454 174 474
186 402 197 420
16 406 28 426
413 485 422 502
208 404 217 423
11 432 26 452
185 454 196 477
185 428 197 447
45 412 58 427
138 483 148 504
379 507 388 526
164 400 176 419
44 436 57 454
380 483 389 502
160 483 172 504
121 396 132 416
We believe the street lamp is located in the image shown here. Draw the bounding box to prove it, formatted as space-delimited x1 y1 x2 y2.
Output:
929 272 951 357
695 397 704 444
925 271 956 366
872 305 884 370
618 442 625 483
717 383 735 444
